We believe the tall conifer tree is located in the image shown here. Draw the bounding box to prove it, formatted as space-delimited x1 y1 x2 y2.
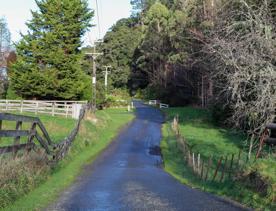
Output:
11 0 93 99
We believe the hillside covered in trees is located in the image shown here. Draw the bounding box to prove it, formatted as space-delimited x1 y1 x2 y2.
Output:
96 0 275 139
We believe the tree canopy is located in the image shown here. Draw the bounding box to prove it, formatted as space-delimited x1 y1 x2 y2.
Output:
96 17 143 89
10 0 93 100
127 0 276 137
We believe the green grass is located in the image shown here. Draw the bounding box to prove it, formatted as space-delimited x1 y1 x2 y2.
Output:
1 108 134 211
161 107 276 210
164 107 246 159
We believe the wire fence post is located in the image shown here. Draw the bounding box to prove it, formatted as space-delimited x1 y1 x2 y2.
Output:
197 153 201 174
192 153 195 172
220 156 228 182
229 154 235 179
205 156 212 181
200 160 205 179
213 157 223 182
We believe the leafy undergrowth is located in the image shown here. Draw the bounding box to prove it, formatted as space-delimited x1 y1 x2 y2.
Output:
0 108 134 210
161 107 276 210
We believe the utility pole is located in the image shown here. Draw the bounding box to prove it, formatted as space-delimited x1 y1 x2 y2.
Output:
103 65 112 96
85 40 103 112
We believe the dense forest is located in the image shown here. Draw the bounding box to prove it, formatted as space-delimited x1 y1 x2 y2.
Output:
96 0 276 140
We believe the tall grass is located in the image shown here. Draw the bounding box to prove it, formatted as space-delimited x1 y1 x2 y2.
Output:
0 150 50 208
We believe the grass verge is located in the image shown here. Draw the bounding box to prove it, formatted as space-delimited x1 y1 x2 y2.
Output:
1 108 134 210
161 107 275 210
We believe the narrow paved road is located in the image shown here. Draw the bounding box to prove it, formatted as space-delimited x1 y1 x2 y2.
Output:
47 101 248 211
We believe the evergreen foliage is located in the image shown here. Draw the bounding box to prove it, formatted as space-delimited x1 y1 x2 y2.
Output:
11 0 93 100
96 17 143 89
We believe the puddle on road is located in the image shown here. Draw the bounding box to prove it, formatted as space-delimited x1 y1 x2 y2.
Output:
149 145 162 156
148 145 164 168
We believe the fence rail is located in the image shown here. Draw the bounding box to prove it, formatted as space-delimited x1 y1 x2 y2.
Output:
0 113 53 154
0 103 87 159
148 100 169 109
0 100 87 119
160 103 169 109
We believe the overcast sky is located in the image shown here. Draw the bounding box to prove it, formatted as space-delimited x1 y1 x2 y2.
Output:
0 0 132 45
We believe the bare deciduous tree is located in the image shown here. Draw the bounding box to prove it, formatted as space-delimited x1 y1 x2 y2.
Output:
206 0 276 158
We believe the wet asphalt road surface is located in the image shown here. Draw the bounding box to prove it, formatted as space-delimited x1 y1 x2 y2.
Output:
47 101 248 211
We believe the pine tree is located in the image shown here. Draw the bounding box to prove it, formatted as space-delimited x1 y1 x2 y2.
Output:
11 0 93 100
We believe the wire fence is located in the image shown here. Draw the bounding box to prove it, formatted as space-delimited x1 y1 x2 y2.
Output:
170 116 252 183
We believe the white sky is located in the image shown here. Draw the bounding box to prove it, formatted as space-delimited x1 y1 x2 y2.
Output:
0 0 132 46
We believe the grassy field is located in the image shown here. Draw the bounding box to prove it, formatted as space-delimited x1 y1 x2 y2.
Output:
161 107 275 210
0 108 134 210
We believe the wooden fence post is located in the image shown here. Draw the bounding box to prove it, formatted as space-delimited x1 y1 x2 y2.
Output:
35 102 39 115
213 157 223 182
66 105 69 118
205 156 212 181
197 153 201 173
14 121 22 145
52 103 55 116
5 99 8 111
181 138 186 153
192 153 195 172
28 122 37 144
200 160 205 179
13 121 23 155
20 100 23 113
220 156 228 182
229 154 235 179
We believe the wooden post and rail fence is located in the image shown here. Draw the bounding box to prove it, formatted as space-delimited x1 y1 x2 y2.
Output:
0 104 88 162
0 100 87 119
0 113 53 154
0 98 134 158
